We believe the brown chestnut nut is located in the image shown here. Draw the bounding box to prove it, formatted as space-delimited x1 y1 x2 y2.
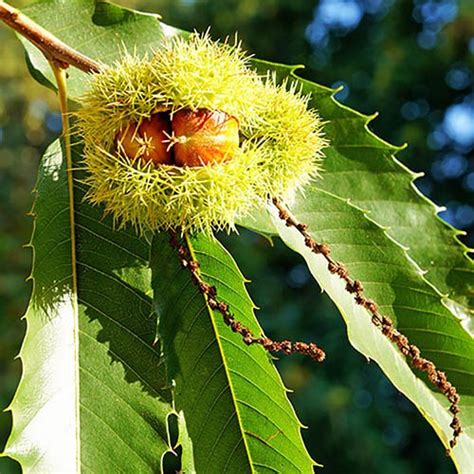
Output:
172 109 239 167
117 113 172 165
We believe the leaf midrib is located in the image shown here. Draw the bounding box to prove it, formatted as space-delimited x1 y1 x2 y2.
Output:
64 128 81 474
185 234 255 473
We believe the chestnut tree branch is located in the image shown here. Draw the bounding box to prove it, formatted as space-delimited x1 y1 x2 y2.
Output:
0 0 101 73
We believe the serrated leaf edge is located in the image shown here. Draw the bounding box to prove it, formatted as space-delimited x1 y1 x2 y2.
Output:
288 66 474 314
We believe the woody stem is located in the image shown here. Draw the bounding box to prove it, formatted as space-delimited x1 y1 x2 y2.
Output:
0 0 101 73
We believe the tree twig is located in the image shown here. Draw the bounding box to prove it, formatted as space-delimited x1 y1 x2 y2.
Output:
0 0 101 73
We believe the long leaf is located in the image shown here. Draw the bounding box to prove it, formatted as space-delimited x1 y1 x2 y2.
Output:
253 188 474 472
151 232 316 473
3 140 173 472
250 60 474 323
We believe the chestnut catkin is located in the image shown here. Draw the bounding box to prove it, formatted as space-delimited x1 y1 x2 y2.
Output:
172 109 239 167
117 113 172 165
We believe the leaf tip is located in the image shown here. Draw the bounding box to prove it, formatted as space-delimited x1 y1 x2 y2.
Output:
369 111 379 120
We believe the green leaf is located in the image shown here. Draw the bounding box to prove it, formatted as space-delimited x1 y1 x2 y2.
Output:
251 60 473 323
151 232 316 473
259 188 474 472
316 88 473 322
3 140 174 472
241 61 474 469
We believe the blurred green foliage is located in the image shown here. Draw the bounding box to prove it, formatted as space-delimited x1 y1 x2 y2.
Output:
0 0 472 473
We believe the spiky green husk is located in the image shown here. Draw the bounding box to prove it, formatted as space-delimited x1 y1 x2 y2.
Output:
249 76 326 197
150 34 263 128
84 143 265 234
77 33 326 234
